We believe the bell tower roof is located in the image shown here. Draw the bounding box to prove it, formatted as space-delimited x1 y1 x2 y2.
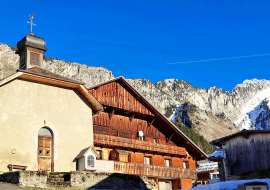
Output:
16 33 47 54
15 13 47 70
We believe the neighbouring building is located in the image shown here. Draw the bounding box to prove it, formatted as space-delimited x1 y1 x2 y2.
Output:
196 159 219 185
88 77 207 190
0 33 103 172
209 130 270 181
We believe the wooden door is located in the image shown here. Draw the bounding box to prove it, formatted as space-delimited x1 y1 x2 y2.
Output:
38 136 52 171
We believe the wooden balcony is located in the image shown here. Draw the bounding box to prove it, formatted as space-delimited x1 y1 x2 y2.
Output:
114 161 197 179
94 133 186 157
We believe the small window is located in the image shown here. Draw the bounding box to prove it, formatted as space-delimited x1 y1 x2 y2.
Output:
143 136 146 141
87 155 95 168
165 159 171 167
144 156 152 165
183 161 189 169
154 138 157 143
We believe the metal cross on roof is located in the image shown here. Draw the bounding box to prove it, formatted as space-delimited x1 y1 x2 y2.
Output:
27 12 36 34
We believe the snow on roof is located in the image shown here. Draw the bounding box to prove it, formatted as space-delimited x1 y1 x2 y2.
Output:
191 179 270 190
208 150 224 161
197 162 218 173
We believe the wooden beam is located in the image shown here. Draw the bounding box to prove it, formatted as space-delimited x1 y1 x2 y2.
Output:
109 110 115 119
129 114 135 122
167 133 174 142
148 117 156 127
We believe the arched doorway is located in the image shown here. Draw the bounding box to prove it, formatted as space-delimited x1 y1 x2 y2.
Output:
38 127 53 171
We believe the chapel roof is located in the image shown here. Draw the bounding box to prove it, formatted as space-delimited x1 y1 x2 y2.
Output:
75 146 100 159
18 67 85 85
0 69 103 114
16 33 47 53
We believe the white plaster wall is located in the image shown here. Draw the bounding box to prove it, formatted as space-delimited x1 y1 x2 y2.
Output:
0 79 93 172
96 160 114 172
78 157 85 171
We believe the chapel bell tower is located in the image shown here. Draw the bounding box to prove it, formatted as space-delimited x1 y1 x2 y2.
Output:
15 12 47 70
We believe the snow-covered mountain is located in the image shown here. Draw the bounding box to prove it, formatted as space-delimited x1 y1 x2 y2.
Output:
235 88 270 130
127 78 270 140
1 42 270 141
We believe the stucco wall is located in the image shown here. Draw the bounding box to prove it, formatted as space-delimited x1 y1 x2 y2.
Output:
0 79 93 172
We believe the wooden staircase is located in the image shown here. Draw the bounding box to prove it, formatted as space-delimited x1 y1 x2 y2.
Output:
47 172 71 187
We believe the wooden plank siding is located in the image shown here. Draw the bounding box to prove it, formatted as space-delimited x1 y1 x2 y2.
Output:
153 155 164 166
89 82 154 116
130 153 144 164
222 133 270 175
179 179 193 190
93 112 168 144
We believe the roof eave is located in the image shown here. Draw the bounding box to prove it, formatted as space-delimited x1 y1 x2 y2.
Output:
0 71 103 115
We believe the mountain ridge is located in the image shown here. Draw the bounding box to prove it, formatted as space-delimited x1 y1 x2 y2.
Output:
1 42 269 141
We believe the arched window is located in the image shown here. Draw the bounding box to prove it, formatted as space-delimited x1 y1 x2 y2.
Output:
38 127 52 137
87 155 95 168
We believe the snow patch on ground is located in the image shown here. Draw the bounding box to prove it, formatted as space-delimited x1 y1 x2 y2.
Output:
235 88 270 130
191 179 270 190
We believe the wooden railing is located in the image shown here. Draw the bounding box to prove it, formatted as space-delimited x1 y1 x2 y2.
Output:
114 161 197 179
94 133 186 156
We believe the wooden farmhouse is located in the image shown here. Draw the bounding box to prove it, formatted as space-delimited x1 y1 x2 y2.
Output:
0 33 103 173
209 130 270 181
89 77 207 190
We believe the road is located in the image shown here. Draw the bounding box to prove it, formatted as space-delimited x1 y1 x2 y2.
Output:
0 182 44 190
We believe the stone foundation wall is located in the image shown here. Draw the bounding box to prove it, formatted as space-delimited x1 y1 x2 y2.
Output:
70 171 150 189
141 176 158 190
0 171 47 187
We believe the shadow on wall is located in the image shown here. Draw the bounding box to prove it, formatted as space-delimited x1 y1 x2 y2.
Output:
83 173 150 190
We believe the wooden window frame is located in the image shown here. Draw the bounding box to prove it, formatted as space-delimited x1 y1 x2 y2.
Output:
144 155 153 165
142 136 146 141
183 161 189 169
164 158 172 167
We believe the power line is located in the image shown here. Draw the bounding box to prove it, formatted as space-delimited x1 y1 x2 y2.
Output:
167 53 270 64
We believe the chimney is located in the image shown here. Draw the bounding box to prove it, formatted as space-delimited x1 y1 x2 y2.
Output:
15 33 47 70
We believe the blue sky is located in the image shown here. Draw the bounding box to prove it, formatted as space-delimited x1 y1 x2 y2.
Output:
1 0 270 91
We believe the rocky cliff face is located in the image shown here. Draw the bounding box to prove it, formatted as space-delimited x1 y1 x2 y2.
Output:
1 43 270 141
127 78 270 141
0 43 114 87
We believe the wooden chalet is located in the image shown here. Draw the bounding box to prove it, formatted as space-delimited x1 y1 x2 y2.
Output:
89 77 207 190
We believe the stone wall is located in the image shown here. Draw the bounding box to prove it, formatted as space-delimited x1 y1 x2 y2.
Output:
70 171 150 189
141 176 158 190
0 171 47 187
